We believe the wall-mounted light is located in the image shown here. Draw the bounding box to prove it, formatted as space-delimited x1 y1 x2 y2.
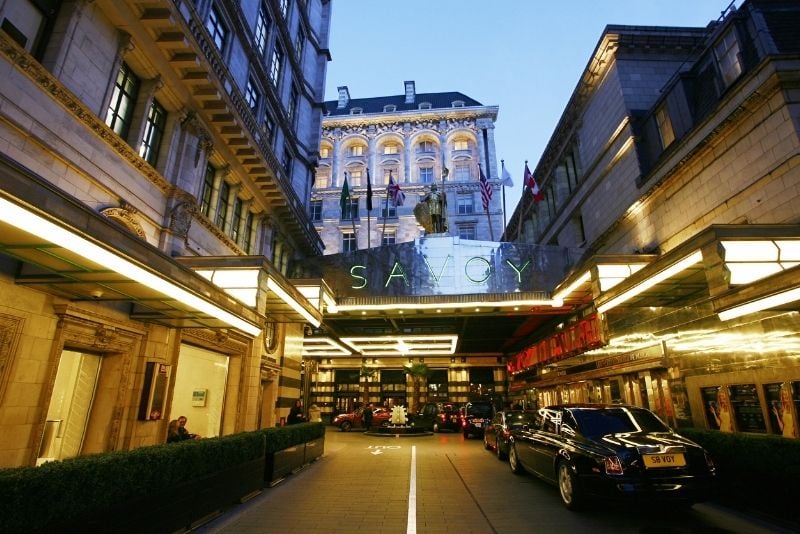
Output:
718 287 800 321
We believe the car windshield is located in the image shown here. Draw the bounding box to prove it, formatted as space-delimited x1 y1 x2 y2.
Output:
468 403 493 417
572 407 670 439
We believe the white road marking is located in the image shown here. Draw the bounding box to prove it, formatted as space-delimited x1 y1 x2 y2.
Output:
371 449 383 455
407 445 417 534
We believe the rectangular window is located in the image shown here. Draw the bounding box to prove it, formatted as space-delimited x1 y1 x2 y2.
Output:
381 203 397 218
269 45 284 86
245 77 260 112
295 27 305 63
382 231 396 246
279 0 290 18
0 2 47 55
453 139 468 151
320 147 330 158
216 181 230 230
200 164 215 217
420 167 433 183
315 173 329 189
565 152 579 192
205 4 227 51
656 105 675 149
714 28 742 88
255 2 271 56
263 111 275 143
457 194 474 215
310 200 323 221
417 141 434 154
454 164 471 181
342 231 356 253
282 149 292 176
105 63 140 138
383 144 398 155
243 211 255 253
342 199 359 220
349 145 364 157
458 225 476 240
288 85 299 124
230 197 243 241
349 170 362 187
138 98 166 166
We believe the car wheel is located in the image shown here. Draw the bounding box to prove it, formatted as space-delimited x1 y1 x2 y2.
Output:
380 421 390 428
483 434 492 450
496 438 506 461
340 421 352 432
509 443 524 474
557 461 583 510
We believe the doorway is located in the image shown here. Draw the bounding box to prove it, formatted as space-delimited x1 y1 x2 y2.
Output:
37 350 101 464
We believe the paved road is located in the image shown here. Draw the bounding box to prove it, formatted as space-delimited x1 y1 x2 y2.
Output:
196 427 793 534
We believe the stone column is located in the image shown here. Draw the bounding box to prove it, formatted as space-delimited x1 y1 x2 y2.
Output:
331 130 342 188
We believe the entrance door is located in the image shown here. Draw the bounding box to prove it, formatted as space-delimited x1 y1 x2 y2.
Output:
37 350 101 464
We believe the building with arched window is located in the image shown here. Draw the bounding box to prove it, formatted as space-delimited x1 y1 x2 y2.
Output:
312 81 504 253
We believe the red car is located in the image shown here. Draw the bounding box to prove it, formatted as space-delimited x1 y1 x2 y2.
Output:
332 407 391 431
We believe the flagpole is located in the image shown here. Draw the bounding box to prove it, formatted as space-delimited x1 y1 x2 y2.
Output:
480 164 494 241
366 168 371 250
501 159 508 235
382 171 390 240
517 161 526 242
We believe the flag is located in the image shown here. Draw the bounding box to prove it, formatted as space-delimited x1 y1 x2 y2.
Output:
501 164 513 187
388 172 405 207
479 166 492 210
366 168 373 211
340 173 350 215
524 162 544 202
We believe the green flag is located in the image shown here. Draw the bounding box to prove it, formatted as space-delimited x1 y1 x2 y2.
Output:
340 173 350 216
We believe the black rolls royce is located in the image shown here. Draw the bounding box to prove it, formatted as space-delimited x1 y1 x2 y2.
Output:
507 404 716 510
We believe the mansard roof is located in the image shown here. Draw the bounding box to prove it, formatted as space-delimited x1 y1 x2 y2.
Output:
323 91 483 117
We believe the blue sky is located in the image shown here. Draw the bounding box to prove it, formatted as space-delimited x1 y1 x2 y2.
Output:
323 0 737 210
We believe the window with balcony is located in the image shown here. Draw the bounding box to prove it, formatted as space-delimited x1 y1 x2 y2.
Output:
255 1 270 55
457 194 474 215
138 98 166 166
310 200 323 221
419 166 434 183
714 28 742 88
205 4 227 51
417 140 435 154
454 164 471 181
349 170 363 186
314 173 329 189
105 62 140 138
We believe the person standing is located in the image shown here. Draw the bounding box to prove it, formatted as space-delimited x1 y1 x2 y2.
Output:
362 403 373 431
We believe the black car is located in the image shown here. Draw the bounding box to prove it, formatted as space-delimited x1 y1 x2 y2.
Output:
411 402 463 432
507 404 716 510
461 400 494 438
484 410 537 460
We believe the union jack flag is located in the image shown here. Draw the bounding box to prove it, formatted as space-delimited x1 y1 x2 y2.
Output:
388 172 405 207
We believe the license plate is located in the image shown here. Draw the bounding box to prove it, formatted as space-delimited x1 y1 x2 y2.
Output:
475 422 482 428
643 453 686 468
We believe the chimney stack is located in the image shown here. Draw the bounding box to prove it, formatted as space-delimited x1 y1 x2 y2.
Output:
337 86 350 109
404 80 415 104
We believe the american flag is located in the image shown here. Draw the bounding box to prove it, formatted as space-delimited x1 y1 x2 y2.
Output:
388 172 405 207
479 167 492 210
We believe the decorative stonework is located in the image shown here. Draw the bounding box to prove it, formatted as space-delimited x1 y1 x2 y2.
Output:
0 313 24 403
100 207 147 239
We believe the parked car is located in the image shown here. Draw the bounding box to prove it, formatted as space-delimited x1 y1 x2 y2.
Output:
507 404 716 510
410 402 463 432
484 410 537 460
332 407 391 431
461 400 495 438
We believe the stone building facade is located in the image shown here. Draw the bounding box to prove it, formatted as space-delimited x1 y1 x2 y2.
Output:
504 0 800 437
0 0 330 467
313 81 504 253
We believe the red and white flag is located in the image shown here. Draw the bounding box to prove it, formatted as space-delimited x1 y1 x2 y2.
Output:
479 166 492 210
524 163 544 202
388 172 405 207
